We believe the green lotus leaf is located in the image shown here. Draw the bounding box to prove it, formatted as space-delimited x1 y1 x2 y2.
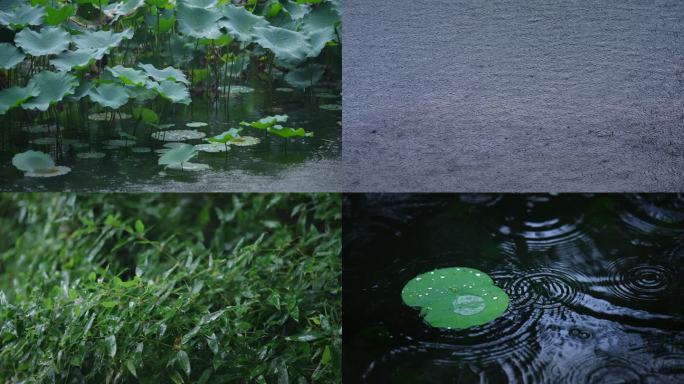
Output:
67 80 94 101
176 3 222 39
154 80 191 105
0 84 38 114
194 142 230 153
239 114 288 129
102 0 144 22
15 27 70 56
77 151 106 159
401 267 509 329
138 63 189 85
151 129 205 141
229 136 260 146
219 4 268 43
88 83 130 109
44 4 75 26
266 124 313 138
207 127 242 143
181 0 217 9
186 122 207 128
284 63 324 89
50 49 99 71
158 143 197 165
22 70 78 111
106 65 148 86
0 4 44 29
300 2 339 35
132 107 159 124
306 27 336 58
252 26 311 63
72 28 133 52
283 2 310 20
11 150 54 172
0 42 25 69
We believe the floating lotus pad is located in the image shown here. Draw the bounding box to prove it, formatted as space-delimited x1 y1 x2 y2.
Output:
15 27 70 56
12 150 71 177
0 43 25 69
166 162 210 171
77 152 106 159
130 147 152 153
401 267 509 329
194 143 230 153
229 136 260 146
151 129 206 141
186 122 208 128
275 87 295 93
104 139 137 147
88 112 132 121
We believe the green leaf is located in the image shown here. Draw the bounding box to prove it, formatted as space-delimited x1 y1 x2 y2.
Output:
50 49 100 71
11 150 54 172
105 335 117 358
219 4 268 43
266 125 313 138
177 2 222 39
154 80 191 105
107 65 149 86
0 84 38 115
138 63 189 84
44 5 74 25
88 83 129 109
101 301 117 308
239 114 288 129
284 64 325 90
176 350 191 376
126 359 138 378
15 26 70 56
321 345 331 365
401 267 509 329
135 219 145 234
0 4 44 29
22 70 78 111
252 26 311 63
0 43 25 69
132 107 159 124
102 0 144 22
158 144 197 166
72 28 133 53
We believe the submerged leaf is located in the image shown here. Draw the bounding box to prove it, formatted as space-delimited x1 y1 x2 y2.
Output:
401 267 509 329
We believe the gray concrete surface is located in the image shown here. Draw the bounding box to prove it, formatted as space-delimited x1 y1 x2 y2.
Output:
343 0 684 191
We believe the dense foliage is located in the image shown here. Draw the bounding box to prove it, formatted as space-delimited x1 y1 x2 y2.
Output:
0 193 341 383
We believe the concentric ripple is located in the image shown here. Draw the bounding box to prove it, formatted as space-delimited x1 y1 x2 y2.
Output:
503 267 589 310
551 353 646 384
618 194 684 235
606 257 672 303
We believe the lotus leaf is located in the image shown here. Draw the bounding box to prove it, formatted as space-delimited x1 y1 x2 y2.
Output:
44 4 75 26
25 165 71 177
22 71 78 111
77 152 106 159
283 2 309 20
107 65 149 86
15 27 70 56
88 83 130 109
22 124 50 134
218 85 254 95
401 267 509 329
154 80 191 104
151 129 206 141
104 139 137 148
12 150 53 172
0 43 25 69
30 137 57 145
306 28 336 58
0 4 44 29
51 49 100 71
284 64 324 89
166 162 210 171
130 147 152 153
176 3 222 39
73 28 133 52
300 2 339 35
132 107 159 124
181 0 217 9
253 26 311 63
219 5 268 43
158 143 197 165
240 114 288 129
138 63 189 85
103 0 144 22
229 136 260 146
0 84 38 114
267 125 313 138
194 143 230 153
186 122 207 128
207 127 242 143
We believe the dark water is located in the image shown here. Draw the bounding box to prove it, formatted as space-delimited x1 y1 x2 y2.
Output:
343 194 684 383
0 88 341 191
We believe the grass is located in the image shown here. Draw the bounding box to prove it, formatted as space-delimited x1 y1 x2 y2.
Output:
0 193 341 383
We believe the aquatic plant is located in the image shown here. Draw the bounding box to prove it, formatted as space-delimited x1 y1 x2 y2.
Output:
402 267 509 329
11 150 71 177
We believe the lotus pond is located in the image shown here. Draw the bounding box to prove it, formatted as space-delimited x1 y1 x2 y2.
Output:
343 194 684 383
0 0 341 191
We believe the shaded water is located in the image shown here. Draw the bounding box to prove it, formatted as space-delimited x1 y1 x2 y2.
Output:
0 88 341 191
343 194 684 383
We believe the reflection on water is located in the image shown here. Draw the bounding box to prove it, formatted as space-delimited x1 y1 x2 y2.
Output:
343 194 684 383
0 88 341 191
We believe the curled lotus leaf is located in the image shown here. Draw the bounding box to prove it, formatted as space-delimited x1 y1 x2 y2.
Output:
106 65 149 86
138 63 189 84
266 125 313 138
181 0 218 9
73 28 133 52
239 114 288 129
154 80 191 105
0 4 44 29
283 2 310 21
158 143 197 165
401 267 509 329
103 0 145 22
88 83 130 109
22 71 78 112
0 43 25 69
252 26 311 63
15 27 70 56
51 49 101 71
176 3 222 39
12 150 54 172
207 128 242 143
219 4 268 43
0 84 38 115
284 64 325 90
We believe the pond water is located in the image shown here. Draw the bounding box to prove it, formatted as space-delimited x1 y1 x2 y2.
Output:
0 88 341 191
343 194 684 383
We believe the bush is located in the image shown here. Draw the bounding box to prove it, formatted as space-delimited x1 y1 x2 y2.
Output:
0 193 341 383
